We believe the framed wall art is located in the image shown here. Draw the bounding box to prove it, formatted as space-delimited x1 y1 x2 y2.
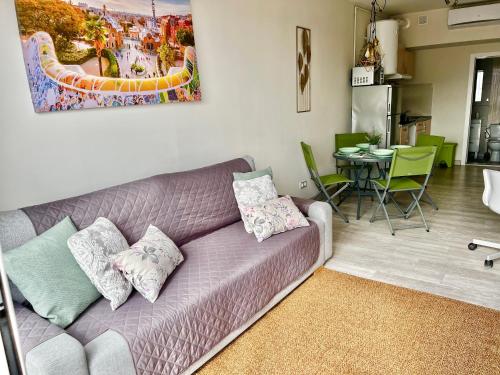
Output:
14 0 201 113
296 26 311 113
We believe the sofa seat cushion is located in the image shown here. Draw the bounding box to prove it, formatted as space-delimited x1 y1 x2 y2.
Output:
66 220 320 375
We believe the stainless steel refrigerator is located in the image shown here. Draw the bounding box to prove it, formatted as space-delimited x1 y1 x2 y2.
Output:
352 85 399 148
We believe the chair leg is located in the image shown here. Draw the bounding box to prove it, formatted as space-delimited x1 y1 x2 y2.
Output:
422 190 439 210
370 187 395 235
388 193 406 216
469 239 500 268
410 191 430 232
320 183 350 223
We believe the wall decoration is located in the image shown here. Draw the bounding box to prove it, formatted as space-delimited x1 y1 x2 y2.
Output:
14 0 201 113
296 26 311 113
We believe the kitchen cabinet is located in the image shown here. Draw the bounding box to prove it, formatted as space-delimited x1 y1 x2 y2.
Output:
398 125 410 145
397 48 415 77
416 119 431 136
398 119 432 145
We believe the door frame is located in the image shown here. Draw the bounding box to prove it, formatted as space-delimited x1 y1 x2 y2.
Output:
462 51 500 165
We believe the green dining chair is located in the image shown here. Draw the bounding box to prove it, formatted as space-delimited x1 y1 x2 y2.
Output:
370 146 437 235
301 142 352 223
415 134 445 210
334 132 368 175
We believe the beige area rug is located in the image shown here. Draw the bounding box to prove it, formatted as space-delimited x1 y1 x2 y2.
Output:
198 267 500 375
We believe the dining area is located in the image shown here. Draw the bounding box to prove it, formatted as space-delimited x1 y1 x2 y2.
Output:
300 132 448 236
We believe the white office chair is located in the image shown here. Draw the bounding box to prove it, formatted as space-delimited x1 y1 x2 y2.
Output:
468 169 500 268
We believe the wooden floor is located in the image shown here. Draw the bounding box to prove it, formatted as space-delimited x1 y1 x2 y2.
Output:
325 165 500 311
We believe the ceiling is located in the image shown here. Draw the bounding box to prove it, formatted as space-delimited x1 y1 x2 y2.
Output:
352 0 492 15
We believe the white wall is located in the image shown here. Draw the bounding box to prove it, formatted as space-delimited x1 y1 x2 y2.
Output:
398 8 500 49
411 42 500 162
0 0 354 210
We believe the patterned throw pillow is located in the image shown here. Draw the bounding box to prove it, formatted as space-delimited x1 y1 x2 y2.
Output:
67 217 132 310
240 196 310 242
233 175 278 233
113 225 184 303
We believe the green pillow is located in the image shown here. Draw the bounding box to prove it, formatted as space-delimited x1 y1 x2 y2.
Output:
233 167 273 181
4 217 101 328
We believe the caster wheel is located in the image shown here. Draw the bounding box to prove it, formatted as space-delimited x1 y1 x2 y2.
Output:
426 229 430 232
468 243 478 251
485 260 494 268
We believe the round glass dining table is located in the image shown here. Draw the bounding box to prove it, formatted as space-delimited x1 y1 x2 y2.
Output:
332 151 393 220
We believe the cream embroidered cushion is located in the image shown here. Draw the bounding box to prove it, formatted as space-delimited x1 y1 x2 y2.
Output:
113 225 184 303
67 217 132 310
233 175 278 233
240 196 309 242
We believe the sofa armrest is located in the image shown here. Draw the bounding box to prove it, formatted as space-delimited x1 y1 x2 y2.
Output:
85 330 135 375
25 333 89 375
14 304 89 375
291 197 333 262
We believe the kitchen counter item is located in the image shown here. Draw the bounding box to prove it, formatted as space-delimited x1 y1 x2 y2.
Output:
391 145 412 149
399 116 432 127
371 149 394 157
339 147 361 155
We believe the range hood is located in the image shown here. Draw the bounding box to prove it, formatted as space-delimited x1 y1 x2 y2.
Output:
385 73 412 81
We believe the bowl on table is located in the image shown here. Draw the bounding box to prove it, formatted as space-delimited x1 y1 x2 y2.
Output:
355 143 370 151
371 149 394 157
390 145 412 150
338 147 361 155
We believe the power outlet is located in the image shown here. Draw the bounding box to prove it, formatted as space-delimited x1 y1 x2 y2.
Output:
299 180 308 189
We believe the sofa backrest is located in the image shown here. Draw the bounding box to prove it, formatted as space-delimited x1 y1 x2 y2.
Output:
18 158 253 246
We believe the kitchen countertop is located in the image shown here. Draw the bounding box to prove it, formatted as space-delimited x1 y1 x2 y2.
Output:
399 116 432 127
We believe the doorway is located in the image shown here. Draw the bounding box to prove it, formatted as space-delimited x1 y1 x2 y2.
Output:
464 54 500 165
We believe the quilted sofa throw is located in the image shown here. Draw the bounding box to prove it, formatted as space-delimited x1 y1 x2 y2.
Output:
14 0 201 113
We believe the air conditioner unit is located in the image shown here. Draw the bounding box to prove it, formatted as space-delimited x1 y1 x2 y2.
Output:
448 3 500 27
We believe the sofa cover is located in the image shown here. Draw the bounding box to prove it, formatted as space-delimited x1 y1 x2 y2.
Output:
0 156 332 375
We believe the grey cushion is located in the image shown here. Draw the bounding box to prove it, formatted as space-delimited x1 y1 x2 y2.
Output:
85 331 136 375
233 166 273 181
25 334 89 375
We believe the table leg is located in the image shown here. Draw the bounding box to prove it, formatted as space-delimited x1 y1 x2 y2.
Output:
354 164 362 220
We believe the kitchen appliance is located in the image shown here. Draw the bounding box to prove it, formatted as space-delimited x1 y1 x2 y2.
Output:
468 119 481 160
351 66 384 86
487 124 500 162
367 20 398 75
352 85 398 148
366 20 412 81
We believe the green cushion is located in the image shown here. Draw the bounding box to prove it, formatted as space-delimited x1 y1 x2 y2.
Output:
319 173 352 186
4 217 101 328
233 167 273 181
373 177 422 191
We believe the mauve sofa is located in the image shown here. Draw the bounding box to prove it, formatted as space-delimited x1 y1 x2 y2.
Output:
0 156 332 375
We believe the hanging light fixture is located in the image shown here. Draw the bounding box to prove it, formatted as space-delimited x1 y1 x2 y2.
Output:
357 0 386 69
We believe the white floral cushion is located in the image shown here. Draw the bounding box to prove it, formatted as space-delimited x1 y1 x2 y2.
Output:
233 175 278 233
240 196 310 242
67 217 132 310
113 225 184 303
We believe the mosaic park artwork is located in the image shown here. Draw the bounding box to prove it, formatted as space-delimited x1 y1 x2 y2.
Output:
14 0 201 112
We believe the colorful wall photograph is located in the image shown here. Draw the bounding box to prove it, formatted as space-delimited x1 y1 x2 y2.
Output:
296 26 311 113
14 0 201 113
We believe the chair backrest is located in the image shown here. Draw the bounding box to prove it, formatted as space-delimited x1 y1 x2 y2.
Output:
416 134 445 164
301 142 319 178
388 146 437 179
483 169 500 214
335 133 368 151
